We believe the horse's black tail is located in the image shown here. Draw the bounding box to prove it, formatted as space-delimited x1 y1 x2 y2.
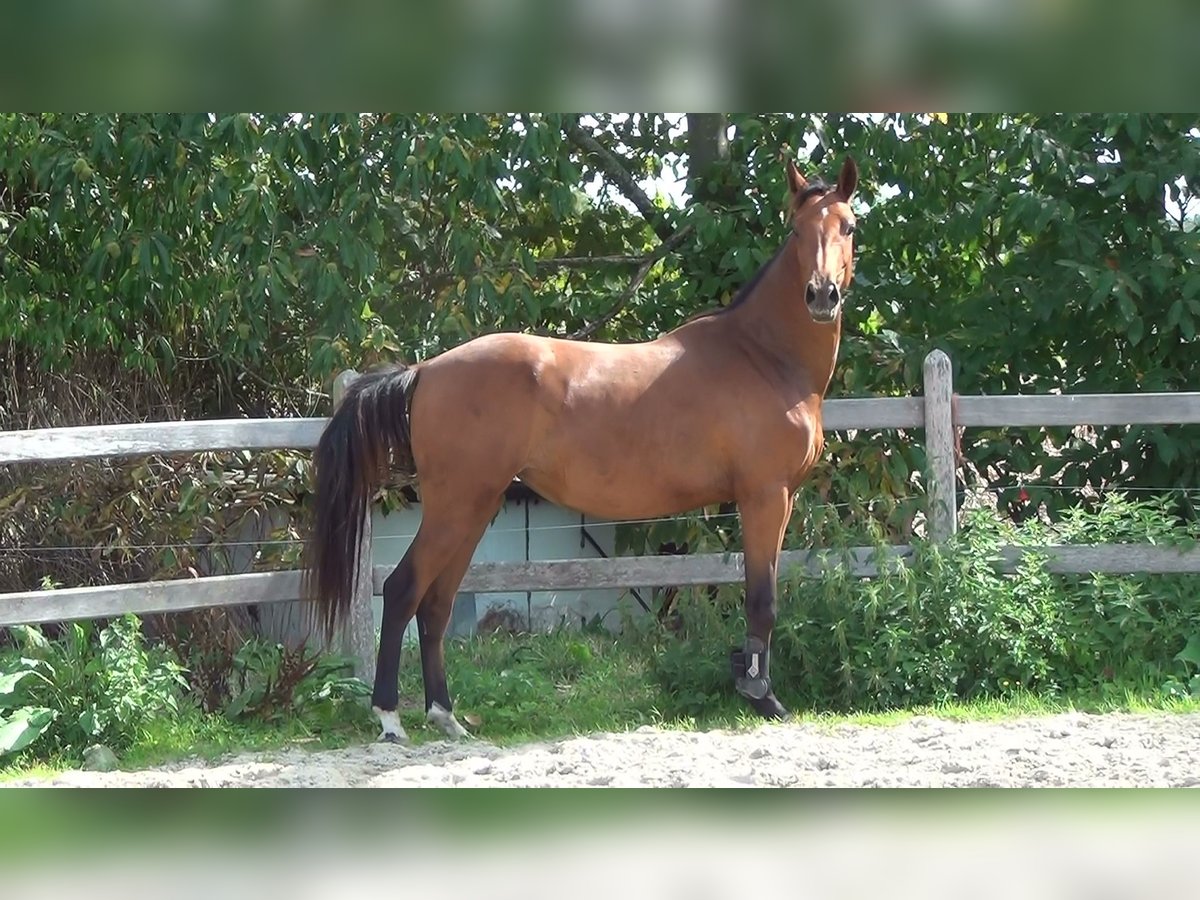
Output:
303 364 419 639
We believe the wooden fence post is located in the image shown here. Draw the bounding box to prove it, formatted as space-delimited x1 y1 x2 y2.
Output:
923 349 958 541
331 369 377 684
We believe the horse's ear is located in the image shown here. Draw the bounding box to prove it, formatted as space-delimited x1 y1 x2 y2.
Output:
786 159 808 198
837 156 858 202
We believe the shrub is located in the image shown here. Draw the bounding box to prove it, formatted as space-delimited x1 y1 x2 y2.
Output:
0 615 187 759
1 617 376 763
643 494 1200 717
222 638 372 730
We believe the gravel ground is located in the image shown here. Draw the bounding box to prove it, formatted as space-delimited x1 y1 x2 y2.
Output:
7 711 1200 787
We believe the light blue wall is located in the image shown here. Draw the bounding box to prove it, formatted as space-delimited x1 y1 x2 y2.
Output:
369 495 646 641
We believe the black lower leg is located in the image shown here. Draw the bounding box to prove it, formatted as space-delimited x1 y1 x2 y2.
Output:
730 637 787 718
371 566 419 712
731 635 770 699
732 573 788 719
417 603 453 713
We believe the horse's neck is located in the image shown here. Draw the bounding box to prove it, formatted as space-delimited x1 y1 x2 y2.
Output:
725 247 842 397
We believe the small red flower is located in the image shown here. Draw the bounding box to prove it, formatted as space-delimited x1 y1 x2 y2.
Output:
1018 488 1030 503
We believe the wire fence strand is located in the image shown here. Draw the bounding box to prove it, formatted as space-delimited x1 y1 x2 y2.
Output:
3 483 1193 557
0 498 916 556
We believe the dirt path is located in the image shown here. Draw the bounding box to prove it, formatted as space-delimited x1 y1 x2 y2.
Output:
7 711 1200 787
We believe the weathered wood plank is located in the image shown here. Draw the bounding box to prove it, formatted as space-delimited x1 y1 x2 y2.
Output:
5 543 1198 628
997 544 1200 575
0 571 304 627
369 543 1200 592
821 396 924 431
957 392 1200 427
923 349 958 540
0 418 328 464
373 546 914 592
0 397 924 468
6 392 1196 468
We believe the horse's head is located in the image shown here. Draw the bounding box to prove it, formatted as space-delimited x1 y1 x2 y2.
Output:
786 156 858 324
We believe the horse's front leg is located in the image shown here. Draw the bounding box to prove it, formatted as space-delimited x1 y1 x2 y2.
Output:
731 485 793 719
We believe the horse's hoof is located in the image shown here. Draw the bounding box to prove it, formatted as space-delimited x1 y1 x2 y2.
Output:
747 692 789 721
427 702 471 740
373 706 410 745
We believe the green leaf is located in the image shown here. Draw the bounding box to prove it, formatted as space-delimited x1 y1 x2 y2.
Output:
1135 173 1156 202
11 625 50 651
152 235 172 278
0 707 57 755
1116 292 1136 322
1124 115 1143 145
137 239 153 277
1167 300 1184 329
225 687 260 720
1127 317 1144 346
1176 635 1200 670
79 707 100 737
0 669 35 703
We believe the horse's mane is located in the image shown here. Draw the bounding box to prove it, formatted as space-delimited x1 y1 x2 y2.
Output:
685 179 832 324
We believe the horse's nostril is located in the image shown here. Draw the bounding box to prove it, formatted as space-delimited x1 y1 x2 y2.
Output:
828 284 840 306
805 283 817 304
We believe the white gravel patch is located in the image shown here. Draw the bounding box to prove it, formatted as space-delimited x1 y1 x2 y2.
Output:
7 711 1200 788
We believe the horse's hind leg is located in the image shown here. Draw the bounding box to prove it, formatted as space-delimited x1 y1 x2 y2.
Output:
731 484 793 719
371 540 444 743
371 491 499 743
416 513 496 740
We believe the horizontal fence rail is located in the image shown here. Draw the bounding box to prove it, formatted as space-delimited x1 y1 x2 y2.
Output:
6 393 1197 466
0 418 328 464
385 544 1200 593
0 571 303 628
820 396 923 430
0 400 922 465
4 543 1200 628
956 393 1200 428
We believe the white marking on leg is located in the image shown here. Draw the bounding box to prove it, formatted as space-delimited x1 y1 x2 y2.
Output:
427 702 470 739
373 706 409 744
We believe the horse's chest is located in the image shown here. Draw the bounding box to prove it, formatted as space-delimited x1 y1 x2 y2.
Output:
780 403 825 487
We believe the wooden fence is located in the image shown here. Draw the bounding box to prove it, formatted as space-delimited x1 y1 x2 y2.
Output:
3 350 1200 681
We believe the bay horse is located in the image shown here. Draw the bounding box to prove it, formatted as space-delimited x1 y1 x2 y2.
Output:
305 156 859 742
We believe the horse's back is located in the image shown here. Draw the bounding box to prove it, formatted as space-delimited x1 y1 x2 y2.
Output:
408 330 716 514
406 325 820 519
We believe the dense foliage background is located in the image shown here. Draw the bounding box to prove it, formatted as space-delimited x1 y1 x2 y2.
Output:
2 112 1198 594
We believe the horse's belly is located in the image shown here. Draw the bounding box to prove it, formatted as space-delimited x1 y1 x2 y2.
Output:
519 468 731 521
518 423 733 520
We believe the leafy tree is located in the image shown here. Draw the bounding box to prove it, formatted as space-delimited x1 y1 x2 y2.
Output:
843 114 1200 520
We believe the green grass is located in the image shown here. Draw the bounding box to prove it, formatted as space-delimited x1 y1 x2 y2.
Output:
5 626 1200 783
0 708 378 782
788 690 1200 730
395 628 663 745
119 710 377 769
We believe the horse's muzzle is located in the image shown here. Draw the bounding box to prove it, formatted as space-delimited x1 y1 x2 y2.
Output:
806 280 841 323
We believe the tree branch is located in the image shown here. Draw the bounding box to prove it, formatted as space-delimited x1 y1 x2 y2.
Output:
567 224 693 339
420 248 684 289
686 113 735 207
538 253 653 268
563 117 676 242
